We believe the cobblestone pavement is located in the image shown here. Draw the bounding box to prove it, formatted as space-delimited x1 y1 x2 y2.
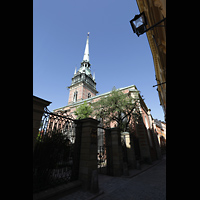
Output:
96 156 166 200
59 155 166 200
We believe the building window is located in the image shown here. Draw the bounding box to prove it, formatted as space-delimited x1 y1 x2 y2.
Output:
88 93 91 98
73 91 78 102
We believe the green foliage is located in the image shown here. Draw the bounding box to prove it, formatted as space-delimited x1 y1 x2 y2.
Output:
74 101 93 119
92 88 140 131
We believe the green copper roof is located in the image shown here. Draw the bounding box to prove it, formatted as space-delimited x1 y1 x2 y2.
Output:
78 66 91 76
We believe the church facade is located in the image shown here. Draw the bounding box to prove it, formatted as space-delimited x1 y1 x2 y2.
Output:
53 33 162 163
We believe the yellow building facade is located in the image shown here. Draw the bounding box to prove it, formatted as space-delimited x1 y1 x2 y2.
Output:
136 0 166 120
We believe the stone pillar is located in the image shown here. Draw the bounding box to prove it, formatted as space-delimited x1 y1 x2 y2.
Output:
136 119 152 164
33 95 51 152
105 128 113 176
110 128 123 176
78 118 99 192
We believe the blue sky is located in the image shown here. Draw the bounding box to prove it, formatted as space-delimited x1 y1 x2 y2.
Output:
33 0 165 121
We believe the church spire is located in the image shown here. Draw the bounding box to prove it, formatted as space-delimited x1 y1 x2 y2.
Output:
83 32 90 62
68 32 98 104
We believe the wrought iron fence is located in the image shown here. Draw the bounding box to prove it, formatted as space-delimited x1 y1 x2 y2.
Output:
98 146 107 168
97 127 111 175
33 108 79 193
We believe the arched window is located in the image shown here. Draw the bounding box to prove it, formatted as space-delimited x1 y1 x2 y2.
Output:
88 93 91 98
73 91 78 102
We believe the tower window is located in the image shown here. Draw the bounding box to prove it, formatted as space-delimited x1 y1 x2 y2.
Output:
88 93 91 98
73 91 78 102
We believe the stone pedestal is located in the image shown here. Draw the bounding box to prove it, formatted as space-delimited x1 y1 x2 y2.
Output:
78 118 99 192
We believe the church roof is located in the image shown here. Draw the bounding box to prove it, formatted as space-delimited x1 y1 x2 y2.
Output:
78 66 92 76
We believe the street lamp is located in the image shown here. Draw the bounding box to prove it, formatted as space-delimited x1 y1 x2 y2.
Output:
130 12 166 37
130 12 147 37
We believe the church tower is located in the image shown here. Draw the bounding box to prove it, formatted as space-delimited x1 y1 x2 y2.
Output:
68 32 98 104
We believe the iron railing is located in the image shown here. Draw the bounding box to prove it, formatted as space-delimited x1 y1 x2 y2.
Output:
33 108 79 193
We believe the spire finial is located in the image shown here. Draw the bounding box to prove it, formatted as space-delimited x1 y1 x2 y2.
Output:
83 32 90 62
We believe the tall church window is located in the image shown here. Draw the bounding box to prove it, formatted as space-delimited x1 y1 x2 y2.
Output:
88 93 91 98
73 91 78 102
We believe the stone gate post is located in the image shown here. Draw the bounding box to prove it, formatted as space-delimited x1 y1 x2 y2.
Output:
78 118 100 192
110 128 123 176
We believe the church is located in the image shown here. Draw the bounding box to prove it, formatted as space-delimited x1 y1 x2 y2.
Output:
53 32 139 118
53 32 162 163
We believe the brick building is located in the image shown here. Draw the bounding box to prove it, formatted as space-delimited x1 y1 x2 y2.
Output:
135 0 166 121
53 32 162 163
153 119 166 153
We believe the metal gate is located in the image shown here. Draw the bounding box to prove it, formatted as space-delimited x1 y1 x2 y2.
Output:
97 127 113 175
97 127 106 173
97 127 109 174
33 108 80 193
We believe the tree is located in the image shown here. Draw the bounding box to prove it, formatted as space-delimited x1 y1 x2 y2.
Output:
74 101 93 119
92 88 140 132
